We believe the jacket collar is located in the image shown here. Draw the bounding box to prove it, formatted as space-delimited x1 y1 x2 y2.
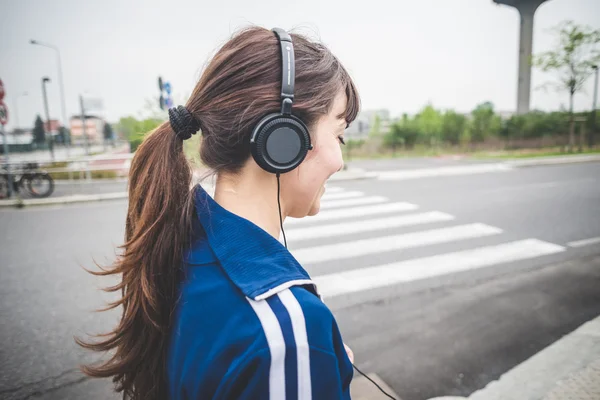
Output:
190 185 319 301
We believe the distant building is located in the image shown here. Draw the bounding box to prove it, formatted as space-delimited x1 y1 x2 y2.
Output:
43 119 61 136
346 116 370 139
70 115 106 145
360 109 391 122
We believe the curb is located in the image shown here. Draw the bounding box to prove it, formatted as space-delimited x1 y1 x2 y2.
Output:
466 313 600 400
504 154 600 168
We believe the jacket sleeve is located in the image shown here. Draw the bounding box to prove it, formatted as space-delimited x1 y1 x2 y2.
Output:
216 345 352 400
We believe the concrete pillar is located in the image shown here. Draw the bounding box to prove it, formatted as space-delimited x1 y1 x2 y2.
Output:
494 0 549 114
517 6 534 114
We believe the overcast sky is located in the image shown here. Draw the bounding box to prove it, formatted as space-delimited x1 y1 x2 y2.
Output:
1 0 599 130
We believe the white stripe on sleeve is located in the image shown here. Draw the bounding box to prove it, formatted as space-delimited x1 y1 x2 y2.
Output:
278 289 312 400
247 298 286 400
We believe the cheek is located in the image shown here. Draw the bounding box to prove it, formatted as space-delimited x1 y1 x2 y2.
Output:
288 142 343 217
314 140 344 176
292 141 342 194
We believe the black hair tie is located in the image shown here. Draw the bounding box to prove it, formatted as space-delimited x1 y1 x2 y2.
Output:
168 105 201 140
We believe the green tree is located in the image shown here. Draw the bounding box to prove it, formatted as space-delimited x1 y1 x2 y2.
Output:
61 127 71 145
343 138 364 162
533 20 600 152
33 115 45 144
414 104 442 146
103 123 114 140
369 114 382 136
500 114 526 144
56 126 66 144
500 111 572 148
384 123 404 155
441 110 467 146
522 111 569 139
384 114 419 151
470 102 501 143
114 116 162 151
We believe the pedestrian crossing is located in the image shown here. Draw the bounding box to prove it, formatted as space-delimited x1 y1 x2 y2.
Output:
284 184 567 299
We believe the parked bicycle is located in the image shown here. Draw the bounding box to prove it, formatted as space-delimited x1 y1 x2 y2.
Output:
0 162 55 199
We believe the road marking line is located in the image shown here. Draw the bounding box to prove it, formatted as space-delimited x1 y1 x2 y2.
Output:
286 211 455 242
321 191 364 200
320 196 388 209
292 223 502 265
315 239 566 298
567 236 600 248
286 202 419 225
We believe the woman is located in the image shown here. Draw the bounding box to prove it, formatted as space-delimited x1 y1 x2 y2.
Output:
79 26 360 399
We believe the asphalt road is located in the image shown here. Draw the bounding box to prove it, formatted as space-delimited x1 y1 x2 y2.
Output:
1 161 599 400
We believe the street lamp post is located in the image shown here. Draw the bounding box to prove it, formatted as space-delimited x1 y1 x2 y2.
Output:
42 77 54 161
13 91 28 129
591 65 598 148
30 39 69 156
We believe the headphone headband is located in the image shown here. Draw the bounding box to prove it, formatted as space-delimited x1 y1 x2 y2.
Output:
249 28 311 176
271 28 295 115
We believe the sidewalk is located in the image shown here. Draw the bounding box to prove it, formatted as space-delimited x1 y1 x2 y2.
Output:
429 314 600 400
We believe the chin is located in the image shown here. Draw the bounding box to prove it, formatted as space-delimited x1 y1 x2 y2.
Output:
307 202 320 216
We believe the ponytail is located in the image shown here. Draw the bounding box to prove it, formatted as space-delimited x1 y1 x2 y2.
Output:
76 122 196 399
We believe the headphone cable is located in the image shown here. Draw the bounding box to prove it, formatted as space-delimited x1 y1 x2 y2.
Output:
276 173 287 248
352 364 398 399
277 173 396 399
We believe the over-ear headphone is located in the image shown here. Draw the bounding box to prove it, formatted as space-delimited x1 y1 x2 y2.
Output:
250 27 313 175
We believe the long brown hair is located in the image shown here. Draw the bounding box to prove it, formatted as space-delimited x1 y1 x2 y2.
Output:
77 26 360 399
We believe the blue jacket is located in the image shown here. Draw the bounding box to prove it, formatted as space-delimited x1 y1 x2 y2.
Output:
167 185 353 399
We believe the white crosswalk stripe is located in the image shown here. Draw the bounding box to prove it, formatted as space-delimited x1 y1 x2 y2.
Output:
285 211 455 242
321 191 364 200
319 196 388 209
283 185 567 299
323 186 345 194
286 202 419 225
314 239 566 298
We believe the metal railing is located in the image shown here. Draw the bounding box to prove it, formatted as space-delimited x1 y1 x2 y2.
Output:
39 153 134 181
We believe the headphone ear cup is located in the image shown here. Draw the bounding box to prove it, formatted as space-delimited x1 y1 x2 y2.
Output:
251 114 311 174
